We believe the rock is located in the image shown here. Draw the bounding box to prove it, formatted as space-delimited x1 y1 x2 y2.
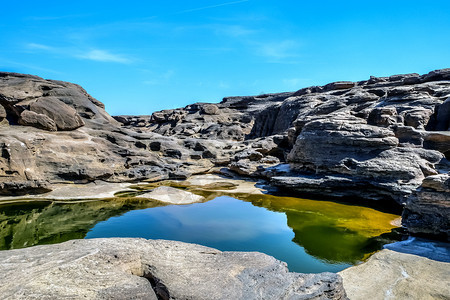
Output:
421 68 450 82
367 106 399 127
201 103 219 115
403 108 433 129
229 159 259 176
339 245 450 300
29 96 85 130
137 186 205 204
0 238 347 300
0 180 51 196
423 131 450 156
402 173 450 239
18 110 57 131
434 97 450 131
1 69 450 238
324 81 356 90
0 104 6 119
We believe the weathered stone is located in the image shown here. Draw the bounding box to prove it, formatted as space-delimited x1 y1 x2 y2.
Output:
0 104 6 119
367 106 398 127
402 173 450 238
137 186 205 204
18 110 57 131
29 96 85 130
201 103 219 115
340 245 450 300
1 69 450 238
0 238 347 300
0 180 51 196
434 97 450 131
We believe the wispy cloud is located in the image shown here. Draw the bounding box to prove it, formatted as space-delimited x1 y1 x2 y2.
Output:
143 70 175 86
0 58 62 75
25 43 132 64
27 14 92 21
77 50 131 63
26 43 54 50
258 40 301 60
173 0 250 15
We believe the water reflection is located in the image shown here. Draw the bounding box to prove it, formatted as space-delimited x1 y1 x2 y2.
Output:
0 199 159 250
0 191 401 273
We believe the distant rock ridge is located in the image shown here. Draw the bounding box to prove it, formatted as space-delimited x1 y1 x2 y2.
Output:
0 69 449 239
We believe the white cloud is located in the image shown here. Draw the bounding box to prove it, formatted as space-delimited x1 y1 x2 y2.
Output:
173 0 249 15
77 49 131 63
26 43 54 50
25 43 132 64
258 40 300 60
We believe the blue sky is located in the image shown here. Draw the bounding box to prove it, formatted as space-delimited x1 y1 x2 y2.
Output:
1 1 449 115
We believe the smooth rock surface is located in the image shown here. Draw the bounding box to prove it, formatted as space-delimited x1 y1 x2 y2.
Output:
0 238 347 300
339 244 450 300
137 186 205 204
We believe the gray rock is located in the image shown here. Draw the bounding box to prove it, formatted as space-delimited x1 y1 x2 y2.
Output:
434 97 450 131
1 69 450 238
402 173 450 238
30 96 85 130
0 103 6 119
18 110 57 131
137 186 205 204
201 103 219 115
339 247 450 300
0 180 51 196
0 238 347 300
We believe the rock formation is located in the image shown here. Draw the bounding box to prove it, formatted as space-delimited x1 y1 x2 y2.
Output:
0 238 347 299
0 69 449 239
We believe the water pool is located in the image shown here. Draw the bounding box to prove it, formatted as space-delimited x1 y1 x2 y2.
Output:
0 191 400 273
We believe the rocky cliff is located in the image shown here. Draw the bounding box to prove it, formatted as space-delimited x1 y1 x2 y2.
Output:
0 69 449 239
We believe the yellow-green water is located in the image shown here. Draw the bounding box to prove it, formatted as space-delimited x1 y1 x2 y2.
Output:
0 185 401 273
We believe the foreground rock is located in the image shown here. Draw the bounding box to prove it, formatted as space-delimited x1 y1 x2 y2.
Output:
339 238 450 300
137 186 205 204
0 238 347 300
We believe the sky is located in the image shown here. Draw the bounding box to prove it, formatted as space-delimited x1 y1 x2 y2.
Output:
1 1 449 115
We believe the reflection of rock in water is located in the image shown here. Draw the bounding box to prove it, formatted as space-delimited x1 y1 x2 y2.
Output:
245 194 401 264
0 199 160 250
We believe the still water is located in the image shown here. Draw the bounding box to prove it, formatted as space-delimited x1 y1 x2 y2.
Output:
0 192 400 273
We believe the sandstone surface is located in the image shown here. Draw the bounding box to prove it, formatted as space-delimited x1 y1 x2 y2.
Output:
0 238 347 300
137 185 205 204
340 238 450 300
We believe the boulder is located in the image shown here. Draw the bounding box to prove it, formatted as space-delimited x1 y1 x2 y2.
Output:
201 103 219 115
18 110 57 131
0 238 347 300
29 96 85 130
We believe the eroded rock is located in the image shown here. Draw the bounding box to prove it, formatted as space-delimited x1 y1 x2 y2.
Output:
0 238 347 300
137 186 205 204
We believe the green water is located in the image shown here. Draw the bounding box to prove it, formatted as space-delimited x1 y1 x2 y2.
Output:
0 191 401 273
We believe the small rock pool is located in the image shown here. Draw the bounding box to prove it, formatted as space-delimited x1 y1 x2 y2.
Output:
0 182 401 273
